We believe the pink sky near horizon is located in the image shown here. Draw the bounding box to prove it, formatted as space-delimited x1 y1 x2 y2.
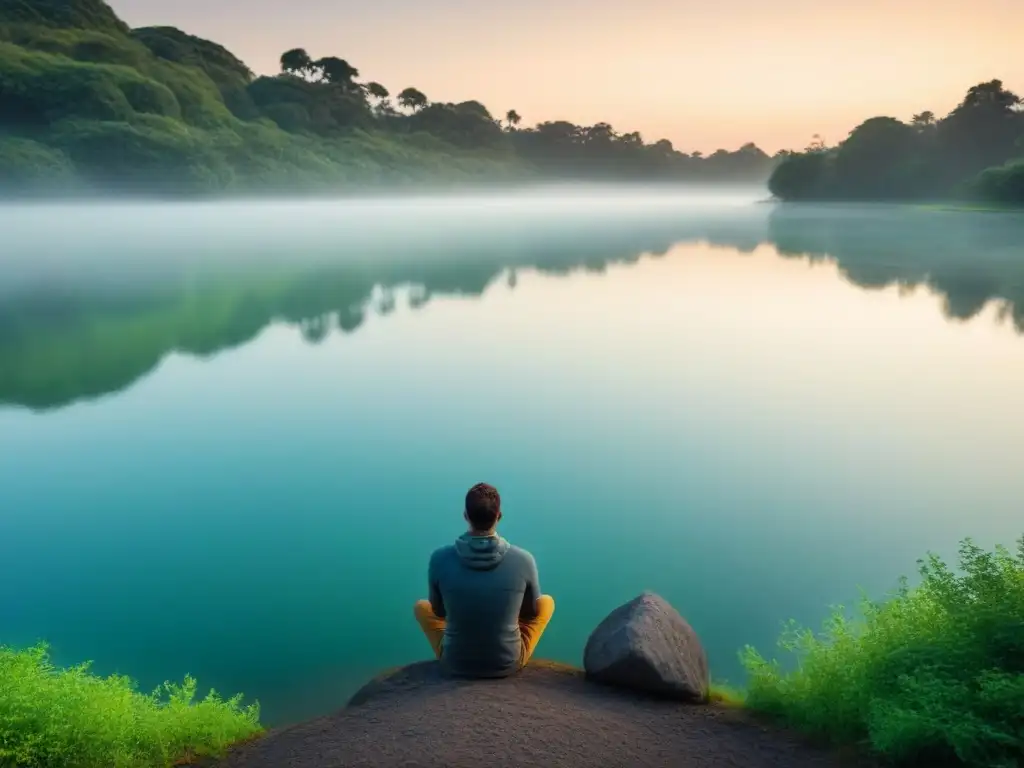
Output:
113 0 1022 154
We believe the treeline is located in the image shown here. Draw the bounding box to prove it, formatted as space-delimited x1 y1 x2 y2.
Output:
0 0 775 194
769 80 1024 205
259 45 775 181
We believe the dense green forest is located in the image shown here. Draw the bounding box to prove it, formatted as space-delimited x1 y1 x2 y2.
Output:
0 0 776 195
769 80 1024 205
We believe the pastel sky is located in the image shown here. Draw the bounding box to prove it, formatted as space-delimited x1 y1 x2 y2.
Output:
113 0 1021 154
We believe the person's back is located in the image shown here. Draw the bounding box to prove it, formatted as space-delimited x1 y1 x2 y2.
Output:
414 483 555 678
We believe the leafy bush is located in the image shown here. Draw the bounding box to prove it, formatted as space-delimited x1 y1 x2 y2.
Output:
247 74 372 135
0 33 236 127
0 135 76 189
970 160 1024 205
0 0 128 34
767 151 833 200
143 59 233 126
0 643 261 768
49 117 235 192
741 537 1024 767
407 102 504 149
260 100 313 133
131 26 257 120
130 26 251 84
0 42 198 130
0 42 135 122
115 74 179 118
832 117 927 199
0 24 148 68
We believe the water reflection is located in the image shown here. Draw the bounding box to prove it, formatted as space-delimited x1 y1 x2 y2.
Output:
768 205 1024 330
2 201 1024 411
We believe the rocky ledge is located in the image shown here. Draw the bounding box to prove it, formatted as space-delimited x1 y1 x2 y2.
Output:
208 593 874 768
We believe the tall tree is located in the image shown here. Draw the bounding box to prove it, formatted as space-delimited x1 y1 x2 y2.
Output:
940 79 1024 179
957 79 1021 112
834 116 921 198
912 111 936 128
365 82 391 114
397 87 428 112
738 142 767 156
583 122 616 145
366 82 389 101
806 133 828 152
315 57 359 88
453 100 492 119
280 48 313 78
505 109 521 130
534 121 581 144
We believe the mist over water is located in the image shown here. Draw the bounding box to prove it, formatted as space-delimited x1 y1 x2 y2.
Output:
1 189 1023 726
0 186 766 279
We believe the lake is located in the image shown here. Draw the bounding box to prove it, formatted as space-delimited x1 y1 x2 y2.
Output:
2 190 1023 725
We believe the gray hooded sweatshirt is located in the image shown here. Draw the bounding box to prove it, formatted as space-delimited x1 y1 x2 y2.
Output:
427 533 542 678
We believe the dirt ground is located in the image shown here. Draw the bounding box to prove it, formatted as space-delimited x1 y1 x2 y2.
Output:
211 661 875 768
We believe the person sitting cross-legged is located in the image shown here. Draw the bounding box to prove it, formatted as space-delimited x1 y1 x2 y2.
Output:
414 483 555 677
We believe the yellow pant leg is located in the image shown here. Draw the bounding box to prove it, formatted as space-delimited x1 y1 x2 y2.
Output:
414 600 445 659
519 594 555 667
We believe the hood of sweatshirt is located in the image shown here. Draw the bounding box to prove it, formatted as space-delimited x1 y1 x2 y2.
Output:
454 533 510 570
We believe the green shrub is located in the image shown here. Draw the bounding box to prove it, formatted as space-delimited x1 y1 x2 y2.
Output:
130 26 251 84
0 0 128 34
407 102 505 149
70 33 144 66
970 160 1024 205
741 537 1024 767
0 643 261 768
141 59 233 127
131 26 258 120
0 25 235 126
247 75 372 135
832 117 928 199
0 42 132 121
0 135 76 188
767 151 834 200
0 41 190 128
261 100 313 133
0 25 148 68
116 75 179 118
49 117 235 192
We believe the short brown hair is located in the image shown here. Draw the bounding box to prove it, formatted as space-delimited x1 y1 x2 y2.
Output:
465 483 501 530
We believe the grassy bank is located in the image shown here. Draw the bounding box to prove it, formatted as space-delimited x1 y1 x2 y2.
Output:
0 645 261 768
741 537 1024 767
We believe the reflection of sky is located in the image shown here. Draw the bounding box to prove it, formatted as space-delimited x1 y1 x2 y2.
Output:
1 242 1023 725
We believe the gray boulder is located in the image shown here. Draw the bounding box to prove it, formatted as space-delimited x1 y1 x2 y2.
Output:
583 592 709 702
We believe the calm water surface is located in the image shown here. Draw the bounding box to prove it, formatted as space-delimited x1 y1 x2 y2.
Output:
1 191 1023 724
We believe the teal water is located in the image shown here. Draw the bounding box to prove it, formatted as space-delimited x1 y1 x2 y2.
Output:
2 192 1023 725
